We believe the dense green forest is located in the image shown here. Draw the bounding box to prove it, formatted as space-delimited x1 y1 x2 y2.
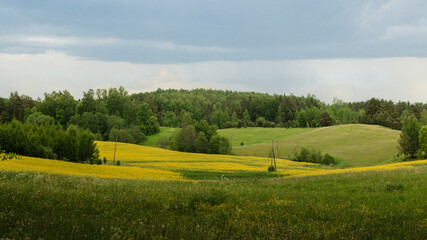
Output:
0 120 100 163
1 87 427 130
1 87 427 156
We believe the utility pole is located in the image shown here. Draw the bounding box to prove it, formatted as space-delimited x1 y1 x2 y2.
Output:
113 136 118 164
271 140 274 170
272 140 277 171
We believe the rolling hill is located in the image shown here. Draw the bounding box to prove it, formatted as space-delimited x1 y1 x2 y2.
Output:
219 124 401 167
143 124 401 167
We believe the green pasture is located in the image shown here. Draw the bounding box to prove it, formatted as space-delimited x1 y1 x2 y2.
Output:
141 127 176 147
219 124 401 167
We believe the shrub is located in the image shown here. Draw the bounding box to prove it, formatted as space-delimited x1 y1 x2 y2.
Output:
256 117 265 127
263 121 275 128
322 153 336 165
268 166 276 171
292 147 336 165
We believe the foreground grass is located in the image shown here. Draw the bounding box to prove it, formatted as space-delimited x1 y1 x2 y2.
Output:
219 124 400 167
0 166 426 239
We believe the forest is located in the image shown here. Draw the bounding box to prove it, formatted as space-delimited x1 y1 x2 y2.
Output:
1 87 427 158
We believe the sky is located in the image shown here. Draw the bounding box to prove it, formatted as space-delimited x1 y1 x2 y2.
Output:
1 0 427 103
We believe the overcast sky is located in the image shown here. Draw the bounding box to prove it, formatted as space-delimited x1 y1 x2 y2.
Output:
1 0 427 103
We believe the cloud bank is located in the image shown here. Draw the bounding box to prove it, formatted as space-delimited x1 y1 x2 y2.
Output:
0 51 426 103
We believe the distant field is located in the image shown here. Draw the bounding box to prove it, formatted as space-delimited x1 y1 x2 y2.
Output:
219 124 401 167
141 127 176 147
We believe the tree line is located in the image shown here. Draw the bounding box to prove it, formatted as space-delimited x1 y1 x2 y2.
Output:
1 87 427 157
399 115 427 160
1 88 427 132
0 120 99 163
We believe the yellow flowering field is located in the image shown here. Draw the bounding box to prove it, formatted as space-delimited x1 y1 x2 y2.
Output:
0 140 426 181
96 141 427 178
0 155 182 181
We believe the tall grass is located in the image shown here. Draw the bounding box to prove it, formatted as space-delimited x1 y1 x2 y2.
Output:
1 165 425 239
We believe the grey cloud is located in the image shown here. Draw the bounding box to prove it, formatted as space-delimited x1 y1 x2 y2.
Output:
0 51 426 104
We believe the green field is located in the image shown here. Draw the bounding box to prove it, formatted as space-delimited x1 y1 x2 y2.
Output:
143 124 401 167
219 124 401 167
1 166 425 239
141 127 176 147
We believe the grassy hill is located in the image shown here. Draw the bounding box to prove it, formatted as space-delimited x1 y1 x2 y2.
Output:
144 124 401 167
219 124 401 167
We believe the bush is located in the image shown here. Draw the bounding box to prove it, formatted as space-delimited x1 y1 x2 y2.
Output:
221 121 236 129
292 147 336 165
267 166 276 171
209 135 232 154
322 153 336 165
246 121 256 127
263 121 275 128
256 117 265 127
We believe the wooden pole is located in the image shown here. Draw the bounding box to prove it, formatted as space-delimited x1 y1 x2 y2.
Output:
271 140 275 170
273 142 277 171
113 136 118 164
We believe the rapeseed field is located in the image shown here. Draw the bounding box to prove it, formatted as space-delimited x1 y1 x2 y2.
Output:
1 141 425 181
0 155 182 181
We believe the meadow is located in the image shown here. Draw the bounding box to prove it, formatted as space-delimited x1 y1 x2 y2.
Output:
141 127 177 147
219 124 401 167
142 124 401 167
1 136 426 239
0 165 425 239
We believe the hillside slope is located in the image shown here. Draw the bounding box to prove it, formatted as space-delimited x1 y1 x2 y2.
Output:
219 124 400 167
